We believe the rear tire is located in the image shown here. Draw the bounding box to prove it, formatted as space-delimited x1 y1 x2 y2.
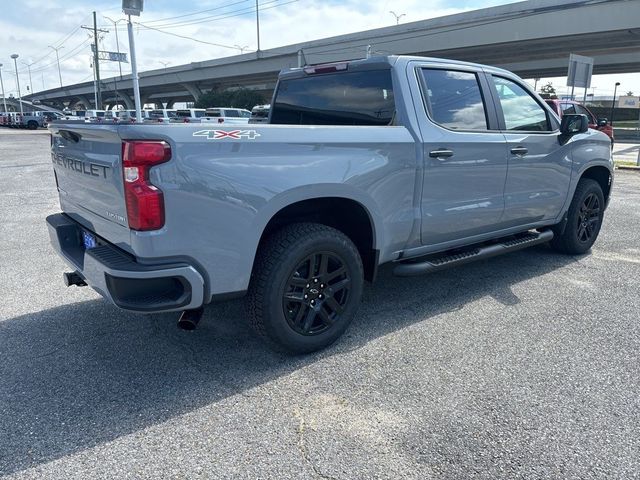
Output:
27 120 38 130
247 223 364 354
551 178 604 254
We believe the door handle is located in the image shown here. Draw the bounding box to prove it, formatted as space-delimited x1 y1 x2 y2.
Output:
510 146 528 156
429 149 454 159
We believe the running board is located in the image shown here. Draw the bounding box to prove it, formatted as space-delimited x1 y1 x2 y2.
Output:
393 230 554 277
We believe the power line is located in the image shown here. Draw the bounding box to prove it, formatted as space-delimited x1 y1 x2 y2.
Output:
135 22 240 50
142 0 249 24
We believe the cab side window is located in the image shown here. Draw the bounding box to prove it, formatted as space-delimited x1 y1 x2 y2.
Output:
421 69 489 130
561 103 577 115
492 76 551 131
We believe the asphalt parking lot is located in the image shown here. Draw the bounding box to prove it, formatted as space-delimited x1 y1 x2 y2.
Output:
0 129 638 479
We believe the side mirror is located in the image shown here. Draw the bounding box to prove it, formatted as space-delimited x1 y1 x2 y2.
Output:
560 114 588 135
597 117 608 127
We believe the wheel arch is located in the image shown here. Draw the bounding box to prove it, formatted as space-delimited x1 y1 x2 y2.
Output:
579 165 612 206
253 192 382 282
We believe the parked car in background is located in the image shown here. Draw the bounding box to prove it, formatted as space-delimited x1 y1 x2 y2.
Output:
62 110 87 121
545 99 614 146
249 104 270 124
200 107 251 124
84 110 115 123
172 108 207 123
145 109 177 124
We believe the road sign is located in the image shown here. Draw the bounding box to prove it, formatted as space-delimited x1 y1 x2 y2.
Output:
90 45 129 63
567 53 593 88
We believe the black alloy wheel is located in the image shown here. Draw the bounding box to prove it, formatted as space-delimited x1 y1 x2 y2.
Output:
551 178 605 254
576 193 601 244
282 252 351 336
248 223 364 354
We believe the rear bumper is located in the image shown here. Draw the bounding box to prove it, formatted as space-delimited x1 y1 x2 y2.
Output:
46 213 205 313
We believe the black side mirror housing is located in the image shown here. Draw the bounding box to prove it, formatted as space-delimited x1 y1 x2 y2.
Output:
560 114 589 135
597 117 608 127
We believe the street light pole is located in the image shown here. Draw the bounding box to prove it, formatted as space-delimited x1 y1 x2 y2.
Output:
104 16 125 79
610 81 620 127
389 11 406 25
127 16 142 122
0 64 8 113
21 61 34 93
10 54 23 117
256 0 261 54
48 45 64 88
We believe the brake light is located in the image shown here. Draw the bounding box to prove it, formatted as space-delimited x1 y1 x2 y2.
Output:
303 62 348 75
183 118 190 123
121 140 171 231
218 118 224 123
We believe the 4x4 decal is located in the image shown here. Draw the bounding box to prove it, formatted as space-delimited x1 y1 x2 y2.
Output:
192 129 261 140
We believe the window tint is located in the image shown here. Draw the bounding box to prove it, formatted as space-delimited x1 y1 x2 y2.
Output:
225 110 240 117
271 70 395 126
421 69 488 130
573 104 595 123
561 103 577 114
194 111 206 118
205 109 221 117
492 76 550 131
176 110 190 117
240 110 251 118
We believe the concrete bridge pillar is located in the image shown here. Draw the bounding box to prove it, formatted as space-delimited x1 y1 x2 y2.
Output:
181 83 203 102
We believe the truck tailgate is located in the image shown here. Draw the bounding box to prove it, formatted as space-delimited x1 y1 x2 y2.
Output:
50 123 131 248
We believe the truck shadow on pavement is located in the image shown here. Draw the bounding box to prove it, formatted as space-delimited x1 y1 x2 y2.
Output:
0 246 577 475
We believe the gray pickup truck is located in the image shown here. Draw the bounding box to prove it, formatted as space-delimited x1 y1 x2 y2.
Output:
47 55 613 353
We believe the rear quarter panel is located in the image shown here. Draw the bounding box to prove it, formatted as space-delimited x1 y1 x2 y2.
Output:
118 123 417 297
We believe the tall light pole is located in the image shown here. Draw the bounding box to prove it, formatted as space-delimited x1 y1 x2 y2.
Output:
389 11 405 25
610 81 621 127
48 45 64 88
123 0 144 122
10 54 23 116
0 63 8 113
21 61 34 93
256 0 261 54
104 16 126 79
234 45 249 54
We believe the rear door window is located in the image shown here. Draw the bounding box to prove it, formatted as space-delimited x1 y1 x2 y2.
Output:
271 69 395 125
225 109 240 117
492 76 551 131
421 69 488 130
561 103 577 114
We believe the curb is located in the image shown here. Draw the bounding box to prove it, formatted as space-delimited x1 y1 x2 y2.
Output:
616 165 640 171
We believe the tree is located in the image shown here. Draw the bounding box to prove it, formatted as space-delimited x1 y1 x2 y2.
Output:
195 88 266 110
539 82 557 99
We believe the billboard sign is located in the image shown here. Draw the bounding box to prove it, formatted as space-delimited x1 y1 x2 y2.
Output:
618 96 640 108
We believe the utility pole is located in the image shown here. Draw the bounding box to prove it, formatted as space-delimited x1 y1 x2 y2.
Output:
48 45 64 88
256 0 261 55
0 63 7 113
82 11 108 109
21 61 34 93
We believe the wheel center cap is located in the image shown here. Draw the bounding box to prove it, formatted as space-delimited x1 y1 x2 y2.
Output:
309 288 319 295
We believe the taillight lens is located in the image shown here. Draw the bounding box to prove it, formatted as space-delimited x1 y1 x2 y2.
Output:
218 118 224 123
122 140 171 231
183 118 190 123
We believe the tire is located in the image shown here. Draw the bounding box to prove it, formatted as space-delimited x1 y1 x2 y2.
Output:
247 223 364 354
551 178 605 254
27 121 38 130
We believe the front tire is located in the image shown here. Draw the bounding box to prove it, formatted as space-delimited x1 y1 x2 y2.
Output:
247 223 364 354
551 178 605 254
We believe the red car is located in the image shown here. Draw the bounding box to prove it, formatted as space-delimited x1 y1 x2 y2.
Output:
545 99 614 146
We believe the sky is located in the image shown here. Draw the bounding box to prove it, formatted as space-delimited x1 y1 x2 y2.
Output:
1 0 638 99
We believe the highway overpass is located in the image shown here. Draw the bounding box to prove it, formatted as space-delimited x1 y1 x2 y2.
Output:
24 0 640 110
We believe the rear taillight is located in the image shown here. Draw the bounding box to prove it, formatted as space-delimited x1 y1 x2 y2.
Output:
183 118 190 123
122 140 171 231
218 118 224 123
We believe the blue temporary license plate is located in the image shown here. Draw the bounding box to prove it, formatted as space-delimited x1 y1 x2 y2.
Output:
82 231 97 250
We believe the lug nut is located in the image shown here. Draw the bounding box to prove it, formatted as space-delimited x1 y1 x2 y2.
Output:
304 294 308 299
314 278 318 283
311 300 315 305
306 284 310 288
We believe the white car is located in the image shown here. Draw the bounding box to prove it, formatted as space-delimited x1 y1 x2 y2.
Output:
200 107 251 125
144 109 178 124
172 108 207 123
